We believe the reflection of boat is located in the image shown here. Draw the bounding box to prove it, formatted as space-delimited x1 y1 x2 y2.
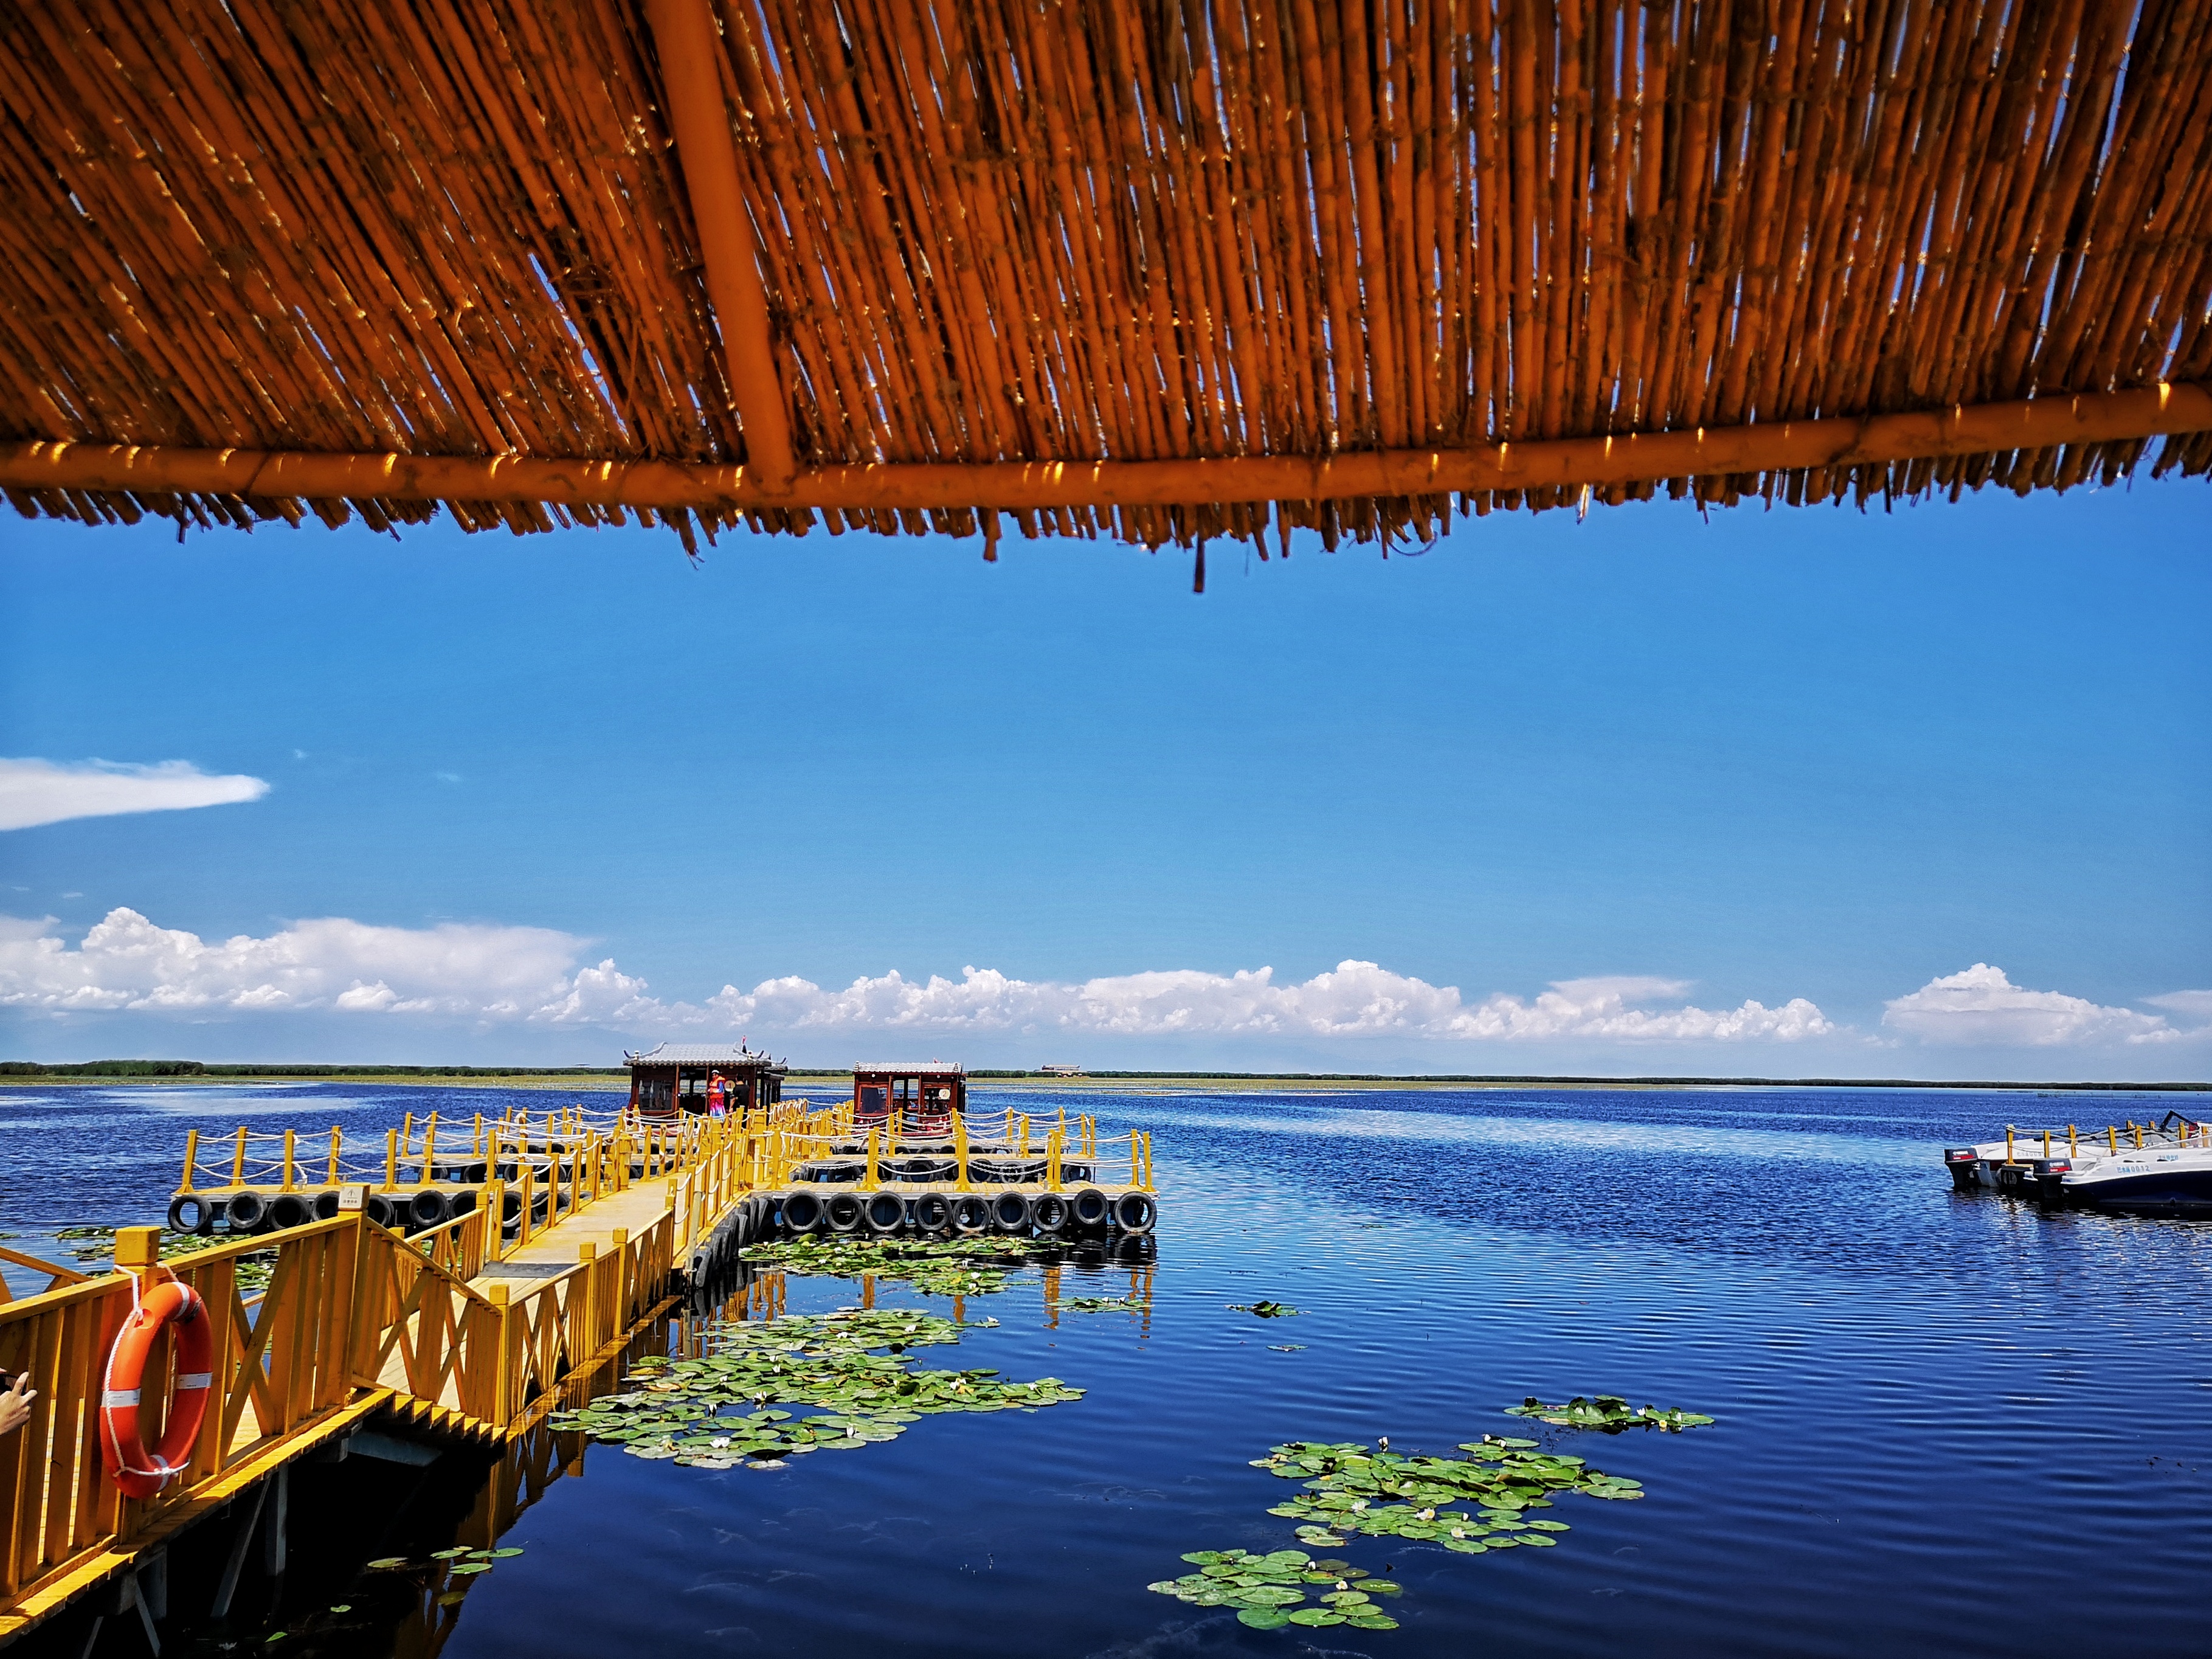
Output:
1941 1112 2212 1210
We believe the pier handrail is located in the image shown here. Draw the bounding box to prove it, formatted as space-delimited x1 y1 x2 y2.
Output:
0 1244 92 1300
0 1202 682 1641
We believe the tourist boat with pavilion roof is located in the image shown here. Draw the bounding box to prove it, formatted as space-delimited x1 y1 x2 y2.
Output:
624 1042 788 1120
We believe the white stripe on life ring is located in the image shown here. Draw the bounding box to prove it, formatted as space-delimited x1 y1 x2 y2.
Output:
176 1372 213 1390
103 1389 141 1407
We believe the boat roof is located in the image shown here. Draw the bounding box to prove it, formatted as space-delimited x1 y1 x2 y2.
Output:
624 1044 781 1068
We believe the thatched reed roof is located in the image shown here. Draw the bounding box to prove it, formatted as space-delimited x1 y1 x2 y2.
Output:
3 0 2210 560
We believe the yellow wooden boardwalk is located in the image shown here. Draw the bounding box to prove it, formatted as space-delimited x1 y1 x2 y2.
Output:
0 1109 769 1644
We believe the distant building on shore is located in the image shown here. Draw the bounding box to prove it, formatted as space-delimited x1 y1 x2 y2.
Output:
1037 1064 1085 1077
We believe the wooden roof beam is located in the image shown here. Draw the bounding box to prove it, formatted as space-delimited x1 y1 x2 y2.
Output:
644 0 795 491
7 383 2208 515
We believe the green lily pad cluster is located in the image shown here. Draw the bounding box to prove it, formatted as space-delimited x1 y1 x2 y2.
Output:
1147 1548 1403 1631
1228 1300 1299 1318
1060 1294 1141 1312
740 1234 1040 1295
1253 1436 1648 1553
364 1545 524 1590
545 1306 1083 1469
1503 1394 1716 1433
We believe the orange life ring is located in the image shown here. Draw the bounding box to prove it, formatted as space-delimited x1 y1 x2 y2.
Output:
100 1279 214 1498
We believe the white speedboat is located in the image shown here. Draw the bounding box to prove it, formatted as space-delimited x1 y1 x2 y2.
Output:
1941 1112 2212 1211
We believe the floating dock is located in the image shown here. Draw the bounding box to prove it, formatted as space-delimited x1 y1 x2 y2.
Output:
0 1089 1161 1649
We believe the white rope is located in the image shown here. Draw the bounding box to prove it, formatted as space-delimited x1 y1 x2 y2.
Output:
99 1269 194 1489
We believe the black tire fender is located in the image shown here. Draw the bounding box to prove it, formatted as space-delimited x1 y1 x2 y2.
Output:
167 1194 214 1236
913 1191 953 1233
863 1191 906 1233
1112 1191 1157 1234
951 1194 992 1235
269 1192 316 1231
224 1189 268 1235
1070 1186 1111 1228
408 1189 453 1231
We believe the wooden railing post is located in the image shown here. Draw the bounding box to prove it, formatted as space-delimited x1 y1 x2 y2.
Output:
488 1282 513 1427
609 1228 629 1326
577 1242 598 1354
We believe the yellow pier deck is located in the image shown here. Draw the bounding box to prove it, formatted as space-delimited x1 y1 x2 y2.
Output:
0 1105 775 1645
0 1098 1157 1644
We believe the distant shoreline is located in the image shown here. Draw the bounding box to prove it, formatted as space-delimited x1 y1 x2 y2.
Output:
0 1065 2202 1094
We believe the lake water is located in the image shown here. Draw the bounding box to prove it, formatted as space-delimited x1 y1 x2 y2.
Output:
5 1080 2209 1657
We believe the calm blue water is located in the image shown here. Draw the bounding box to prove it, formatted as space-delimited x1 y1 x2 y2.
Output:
5 1080 2210 1657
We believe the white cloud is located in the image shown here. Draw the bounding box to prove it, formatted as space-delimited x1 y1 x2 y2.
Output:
0 758 269 831
1882 964 2188 1046
0 908 581 1018
2145 989 2212 1020
695 961 1831 1043
0 909 1831 1044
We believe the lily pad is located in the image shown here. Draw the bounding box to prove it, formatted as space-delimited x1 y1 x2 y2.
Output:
1236 1608 1293 1630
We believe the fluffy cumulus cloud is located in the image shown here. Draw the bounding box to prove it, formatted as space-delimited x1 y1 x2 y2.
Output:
0 758 269 832
0 908 1831 1044
699 964 1834 1043
0 909 584 1019
1882 964 2208 1047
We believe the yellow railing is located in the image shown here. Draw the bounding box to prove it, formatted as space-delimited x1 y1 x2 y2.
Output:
0 1205 683 1639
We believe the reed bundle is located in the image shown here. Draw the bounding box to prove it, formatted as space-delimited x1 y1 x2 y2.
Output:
1 0 2208 555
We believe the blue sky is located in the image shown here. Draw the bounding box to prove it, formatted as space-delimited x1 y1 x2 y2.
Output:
1 477 2207 1078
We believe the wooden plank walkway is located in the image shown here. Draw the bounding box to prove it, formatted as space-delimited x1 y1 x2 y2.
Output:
468 1180 680 1290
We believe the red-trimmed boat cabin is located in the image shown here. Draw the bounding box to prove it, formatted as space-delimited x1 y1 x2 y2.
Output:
852 1062 965 1131
626 1043 787 1119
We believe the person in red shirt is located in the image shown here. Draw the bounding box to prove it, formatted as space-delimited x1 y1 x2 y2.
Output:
707 1072 727 1117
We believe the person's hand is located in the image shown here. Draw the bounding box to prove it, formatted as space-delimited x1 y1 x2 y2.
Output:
0 1371 36 1436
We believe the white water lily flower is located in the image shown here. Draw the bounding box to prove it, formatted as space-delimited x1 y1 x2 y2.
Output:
1450 1528 1465 1539
710 1437 731 1449
1418 1508 1436 1521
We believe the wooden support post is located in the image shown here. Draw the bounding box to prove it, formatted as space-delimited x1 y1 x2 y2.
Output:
488 1282 513 1426
114 1226 161 1289
486 1179 506 1261
328 1126 342 1185
180 1128 199 1194
231 1126 248 1185
578 1241 598 1351
281 1129 296 1191
610 1227 630 1325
